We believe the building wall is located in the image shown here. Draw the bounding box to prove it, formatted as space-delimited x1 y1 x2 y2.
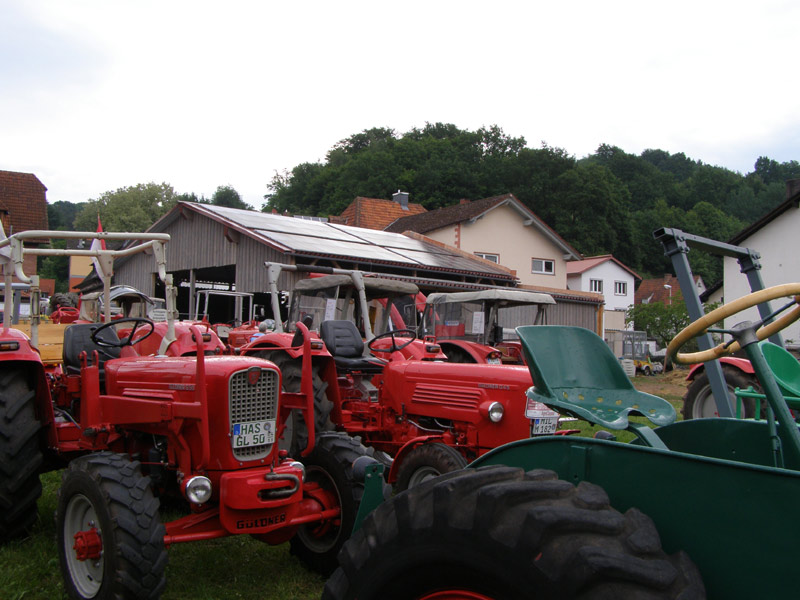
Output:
567 262 635 312
425 204 571 288
723 205 800 345
69 256 93 291
567 262 635 334
114 212 303 301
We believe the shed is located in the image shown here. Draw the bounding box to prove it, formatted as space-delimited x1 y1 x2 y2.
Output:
113 202 603 331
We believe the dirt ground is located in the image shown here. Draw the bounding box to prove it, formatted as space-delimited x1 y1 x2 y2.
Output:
631 367 689 402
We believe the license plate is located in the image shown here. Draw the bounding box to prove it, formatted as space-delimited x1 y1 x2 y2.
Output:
232 420 276 448
531 417 558 435
487 357 501 365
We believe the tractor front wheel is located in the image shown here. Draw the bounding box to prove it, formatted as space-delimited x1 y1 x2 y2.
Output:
57 452 166 600
395 443 467 492
0 367 43 543
682 366 759 420
324 466 704 600
290 432 372 575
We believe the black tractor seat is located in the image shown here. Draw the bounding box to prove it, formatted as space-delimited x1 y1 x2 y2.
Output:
62 323 121 381
319 320 387 374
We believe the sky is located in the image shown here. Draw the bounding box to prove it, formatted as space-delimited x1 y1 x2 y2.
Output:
2 0 798 211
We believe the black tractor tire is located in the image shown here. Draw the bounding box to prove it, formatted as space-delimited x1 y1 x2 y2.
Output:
395 442 467 492
324 466 705 600
57 451 167 600
50 292 77 312
441 343 477 364
0 368 43 543
682 366 760 420
260 352 335 458
290 432 372 576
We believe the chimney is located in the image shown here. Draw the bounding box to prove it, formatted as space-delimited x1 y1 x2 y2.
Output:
392 190 409 210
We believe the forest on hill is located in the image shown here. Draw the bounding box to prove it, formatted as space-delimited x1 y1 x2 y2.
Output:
265 123 800 285
46 123 799 291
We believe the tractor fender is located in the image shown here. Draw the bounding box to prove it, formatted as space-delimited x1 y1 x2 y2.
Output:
685 356 755 381
240 331 331 360
386 435 445 483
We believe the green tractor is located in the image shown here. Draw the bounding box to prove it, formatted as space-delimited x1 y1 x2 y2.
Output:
324 282 800 599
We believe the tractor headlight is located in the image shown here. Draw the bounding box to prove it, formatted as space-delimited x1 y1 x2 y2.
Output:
481 401 504 423
185 475 213 504
289 461 306 482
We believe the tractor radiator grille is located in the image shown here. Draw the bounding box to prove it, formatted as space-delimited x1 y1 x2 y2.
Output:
412 384 481 410
229 367 279 461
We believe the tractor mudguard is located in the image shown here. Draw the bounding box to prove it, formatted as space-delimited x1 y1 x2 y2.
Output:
385 435 445 483
685 355 754 381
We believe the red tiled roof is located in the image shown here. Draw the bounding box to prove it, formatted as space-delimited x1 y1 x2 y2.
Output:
0 170 49 235
331 196 427 230
635 273 700 305
566 255 641 280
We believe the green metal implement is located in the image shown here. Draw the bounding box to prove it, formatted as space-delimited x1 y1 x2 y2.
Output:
469 324 800 600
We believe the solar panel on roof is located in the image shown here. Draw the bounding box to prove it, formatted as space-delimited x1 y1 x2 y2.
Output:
195 204 513 279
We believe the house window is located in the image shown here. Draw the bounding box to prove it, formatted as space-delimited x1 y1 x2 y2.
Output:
590 279 603 293
531 258 555 275
475 252 499 263
614 281 627 295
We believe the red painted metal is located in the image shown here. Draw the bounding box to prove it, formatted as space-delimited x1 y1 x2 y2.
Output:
72 527 102 561
685 356 756 381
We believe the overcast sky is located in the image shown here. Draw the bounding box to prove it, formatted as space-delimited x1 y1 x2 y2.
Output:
2 0 798 210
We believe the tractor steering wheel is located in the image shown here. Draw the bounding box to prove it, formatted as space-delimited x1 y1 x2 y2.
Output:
90 317 155 348
368 329 416 353
667 283 800 365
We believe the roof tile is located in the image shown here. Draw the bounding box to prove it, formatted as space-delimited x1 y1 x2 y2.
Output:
0 170 49 235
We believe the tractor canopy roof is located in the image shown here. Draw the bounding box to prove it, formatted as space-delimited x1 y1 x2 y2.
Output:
426 288 555 306
295 275 419 298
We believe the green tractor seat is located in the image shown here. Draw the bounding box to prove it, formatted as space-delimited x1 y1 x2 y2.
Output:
516 325 676 431
741 342 800 411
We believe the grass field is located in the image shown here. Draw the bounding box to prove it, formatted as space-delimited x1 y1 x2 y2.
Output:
0 369 688 600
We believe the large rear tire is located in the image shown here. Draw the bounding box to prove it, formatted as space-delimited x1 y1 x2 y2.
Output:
57 452 167 600
682 367 759 420
395 442 467 492
324 466 704 600
0 368 43 542
290 432 371 576
261 352 335 457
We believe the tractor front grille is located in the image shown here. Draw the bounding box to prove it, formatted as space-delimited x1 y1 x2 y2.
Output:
229 367 279 461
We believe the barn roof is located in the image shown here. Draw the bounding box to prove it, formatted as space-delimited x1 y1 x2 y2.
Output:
150 202 519 287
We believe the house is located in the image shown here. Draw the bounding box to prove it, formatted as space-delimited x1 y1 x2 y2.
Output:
635 273 705 307
330 191 427 230
566 255 640 331
385 193 582 288
0 170 53 295
723 178 800 345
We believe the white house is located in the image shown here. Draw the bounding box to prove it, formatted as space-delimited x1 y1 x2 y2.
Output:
724 179 800 347
566 255 640 332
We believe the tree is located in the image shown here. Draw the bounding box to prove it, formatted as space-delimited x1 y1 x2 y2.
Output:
626 300 693 351
73 182 179 232
37 239 69 293
545 163 635 265
211 186 250 209
47 201 84 231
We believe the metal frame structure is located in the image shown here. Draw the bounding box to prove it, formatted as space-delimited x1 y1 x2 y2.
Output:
653 227 782 417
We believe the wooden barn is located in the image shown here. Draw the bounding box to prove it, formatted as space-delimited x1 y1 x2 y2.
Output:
113 202 603 331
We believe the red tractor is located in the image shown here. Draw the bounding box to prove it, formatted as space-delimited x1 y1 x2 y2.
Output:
0 230 374 599
243 263 572 491
420 288 555 364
